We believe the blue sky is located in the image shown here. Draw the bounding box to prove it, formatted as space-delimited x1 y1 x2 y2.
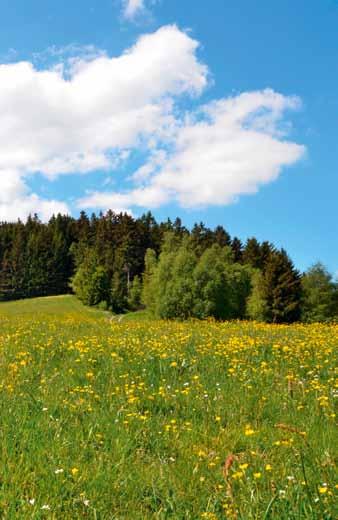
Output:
0 0 337 275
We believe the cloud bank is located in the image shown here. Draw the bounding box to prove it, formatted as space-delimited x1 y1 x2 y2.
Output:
0 25 305 221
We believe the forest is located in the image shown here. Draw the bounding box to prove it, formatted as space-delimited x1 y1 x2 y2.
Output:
0 210 337 323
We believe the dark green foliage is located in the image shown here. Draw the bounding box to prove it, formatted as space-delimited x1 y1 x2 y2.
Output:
0 209 329 324
301 262 338 322
231 236 243 263
247 250 302 323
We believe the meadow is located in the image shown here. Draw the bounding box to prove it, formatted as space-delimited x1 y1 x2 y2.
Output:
0 296 336 519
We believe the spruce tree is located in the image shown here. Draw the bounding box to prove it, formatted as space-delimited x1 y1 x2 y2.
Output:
262 250 302 323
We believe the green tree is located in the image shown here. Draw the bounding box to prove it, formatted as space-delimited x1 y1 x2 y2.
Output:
128 275 142 311
193 245 233 319
71 249 109 306
301 263 338 322
243 238 262 269
259 250 302 323
246 270 268 321
141 248 158 310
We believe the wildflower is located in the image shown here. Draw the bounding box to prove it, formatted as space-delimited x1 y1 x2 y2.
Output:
54 468 64 474
71 467 79 476
28 498 35 505
239 463 249 470
232 471 244 480
253 472 261 479
265 464 272 471
244 425 255 436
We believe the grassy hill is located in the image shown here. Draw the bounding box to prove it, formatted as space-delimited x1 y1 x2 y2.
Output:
0 296 336 518
0 294 106 319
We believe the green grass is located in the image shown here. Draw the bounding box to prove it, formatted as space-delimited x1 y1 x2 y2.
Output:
0 296 336 519
0 294 106 319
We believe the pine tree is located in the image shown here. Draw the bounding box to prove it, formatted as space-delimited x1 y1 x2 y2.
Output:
262 250 302 323
243 238 262 269
231 237 243 263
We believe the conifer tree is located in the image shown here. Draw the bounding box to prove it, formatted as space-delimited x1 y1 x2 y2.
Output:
231 237 243 263
262 250 302 323
243 238 262 269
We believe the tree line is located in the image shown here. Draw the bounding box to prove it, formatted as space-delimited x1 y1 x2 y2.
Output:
0 210 336 323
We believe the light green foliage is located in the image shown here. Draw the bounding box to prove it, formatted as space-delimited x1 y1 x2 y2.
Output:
128 275 142 310
160 241 197 319
301 262 338 322
247 270 269 321
141 248 158 309
193 245 242 320
146 239 252 320
145 235 197 318
71 250 109 306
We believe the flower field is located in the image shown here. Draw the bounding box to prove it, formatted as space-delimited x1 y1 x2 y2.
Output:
0 296 337 519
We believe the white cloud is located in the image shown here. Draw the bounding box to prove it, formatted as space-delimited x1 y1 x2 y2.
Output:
123 0 145 19
0 25 207 221
79 89 305 210
122 0 158 20
0 170 69 221
0 24 305 221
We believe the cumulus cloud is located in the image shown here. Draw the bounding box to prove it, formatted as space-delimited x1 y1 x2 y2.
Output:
0 170 69 221
79 89 305 210
0 25 207 220
0 24 305 221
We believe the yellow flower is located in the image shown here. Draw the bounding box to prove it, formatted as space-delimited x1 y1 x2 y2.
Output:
244 426 255 436
232 471 244 480
318 486 328 494
253 472 262 479
71 467 79 476
265 464 272 472
239 463 249 470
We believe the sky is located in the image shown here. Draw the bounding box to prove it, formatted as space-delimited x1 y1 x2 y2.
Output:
0 0 337 275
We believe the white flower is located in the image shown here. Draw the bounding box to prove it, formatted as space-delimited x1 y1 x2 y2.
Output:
28 498 35 505
41 505 51 510
54 468 64 474
83 499 90 507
